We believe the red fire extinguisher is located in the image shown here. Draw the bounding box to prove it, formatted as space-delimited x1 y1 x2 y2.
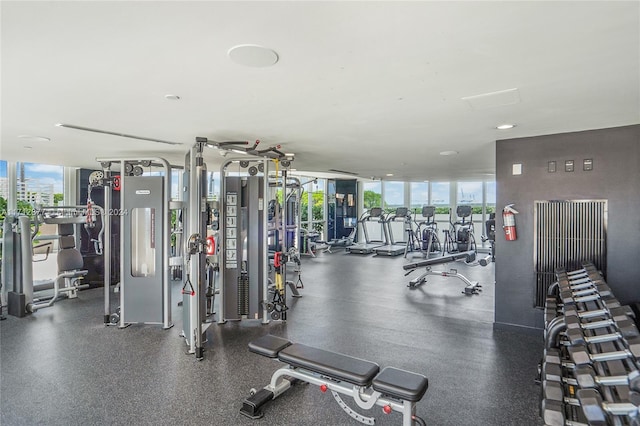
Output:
502 204 519 241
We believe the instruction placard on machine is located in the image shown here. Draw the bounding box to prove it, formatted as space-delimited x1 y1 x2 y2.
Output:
225 192 238 269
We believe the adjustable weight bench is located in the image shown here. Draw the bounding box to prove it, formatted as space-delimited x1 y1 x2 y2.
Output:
240 334 429 425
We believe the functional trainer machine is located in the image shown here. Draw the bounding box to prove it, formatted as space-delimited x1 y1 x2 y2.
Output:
95 157 175 330
402 250 490 294
218 155 302 324
240 334 429 426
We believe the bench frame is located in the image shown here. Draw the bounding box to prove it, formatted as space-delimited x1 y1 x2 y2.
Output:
241 338 425 426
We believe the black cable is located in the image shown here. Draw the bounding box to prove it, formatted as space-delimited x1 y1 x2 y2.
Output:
412 415 426 426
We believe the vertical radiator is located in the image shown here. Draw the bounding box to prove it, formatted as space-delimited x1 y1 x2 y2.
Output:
534 200 607 307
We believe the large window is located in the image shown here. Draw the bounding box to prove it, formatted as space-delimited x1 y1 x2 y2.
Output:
486 181 496 214
300 178 325 236
410 182 428 215
383 181 404 213
310 179 325 235
0 161 7 220
457 181 483 213
17 162 64 211
206 171 220 200
363 181 381 210
430 182 450 213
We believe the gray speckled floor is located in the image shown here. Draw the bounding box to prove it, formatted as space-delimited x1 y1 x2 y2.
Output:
1 251 543 425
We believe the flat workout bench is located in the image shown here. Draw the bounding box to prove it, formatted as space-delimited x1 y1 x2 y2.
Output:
241 334 428 425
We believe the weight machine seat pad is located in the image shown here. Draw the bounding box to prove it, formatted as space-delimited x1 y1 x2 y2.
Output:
278 344 380 387
372 367 429 402
248 334 292 358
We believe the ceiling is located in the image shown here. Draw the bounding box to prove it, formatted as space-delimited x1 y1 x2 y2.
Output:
2 1 638 182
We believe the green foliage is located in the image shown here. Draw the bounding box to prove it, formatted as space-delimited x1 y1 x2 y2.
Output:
300 190 324 233
0 196 36 221
53 193 64 205
363 190 381 209
17 200 34 217
0 196 6 222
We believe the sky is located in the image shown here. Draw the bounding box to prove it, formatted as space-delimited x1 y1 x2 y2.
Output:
21 162 64 193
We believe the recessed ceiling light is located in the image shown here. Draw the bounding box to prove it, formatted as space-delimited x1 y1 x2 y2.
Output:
24 146 33 150
496 123 516 130
164 94 180 100
228 44 279 67
439 150 458 156
386 173 394 177
18 135 51 143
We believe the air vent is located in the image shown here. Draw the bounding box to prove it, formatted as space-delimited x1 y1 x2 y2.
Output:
462 88 521 110
55 124 183 146
328 169 358 176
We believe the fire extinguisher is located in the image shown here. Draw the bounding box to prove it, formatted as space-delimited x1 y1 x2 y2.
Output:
502 204 519 241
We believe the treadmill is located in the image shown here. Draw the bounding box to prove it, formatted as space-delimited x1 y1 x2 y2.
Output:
373 207 410 257
347 207 386 254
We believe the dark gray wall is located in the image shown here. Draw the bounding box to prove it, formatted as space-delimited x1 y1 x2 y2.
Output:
495 124 640 332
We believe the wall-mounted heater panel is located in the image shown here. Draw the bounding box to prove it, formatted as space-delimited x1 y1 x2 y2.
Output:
534 200 607 307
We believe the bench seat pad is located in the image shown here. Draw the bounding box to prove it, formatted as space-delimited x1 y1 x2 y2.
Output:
372 367 429 402
279 344 379 387
249 335 292 358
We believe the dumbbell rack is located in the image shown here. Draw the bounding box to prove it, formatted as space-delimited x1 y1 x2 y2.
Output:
539 263 640 426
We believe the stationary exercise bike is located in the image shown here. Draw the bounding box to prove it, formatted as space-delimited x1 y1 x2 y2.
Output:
442 205 476 254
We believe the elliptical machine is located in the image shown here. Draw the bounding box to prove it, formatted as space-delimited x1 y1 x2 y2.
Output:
405 206 441 258
442 205 476 254
481 212 496 262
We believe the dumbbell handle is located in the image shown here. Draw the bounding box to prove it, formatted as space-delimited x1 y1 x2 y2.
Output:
579 319 626 330
552 370 635 388
558 396 637 414
590 350 635 362
582 332 626 344
563 277 593 287
594 375 631 387
572 293 606 304
574 309 608 319
571 288 600 298
602 402 639 416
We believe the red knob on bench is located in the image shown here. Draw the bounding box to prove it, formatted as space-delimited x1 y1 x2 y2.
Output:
383 405 392 415
320 384 328 393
